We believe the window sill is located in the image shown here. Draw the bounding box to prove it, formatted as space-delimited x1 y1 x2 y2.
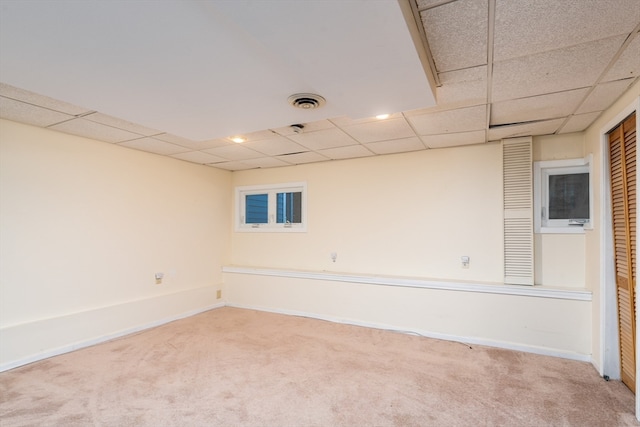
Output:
222 266 591 301
235 226 307 233
536 227 588 234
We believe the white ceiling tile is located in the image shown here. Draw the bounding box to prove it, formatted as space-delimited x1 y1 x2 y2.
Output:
271 126 297 137
170 151 227 165
310 122 337 133
403 104 461 116
83 112 161 136
439 66 486 85
340 117 415 143
203 143 264 161
208 161 253 171
364 137 426 155
275 151 330 165
491 88 589 126
402 106 434 117
420 0 488 72
577 79 635 114
602 35 640 82
329 113 404 127
558 112 602 134
420 130 486 149
241 157 291 169
492 35 627 101
488 118 564 140
305 121 340 132
436 66 487 107
288 127 358 150
317 145 374 160
118 137 189 155
0 83 91 115
243 136 309 156
50 118 143 143
237 129 278 142
407 105 486 135
0 96 74 127
493 0 640 61
326 116 355 127
157 135 228 151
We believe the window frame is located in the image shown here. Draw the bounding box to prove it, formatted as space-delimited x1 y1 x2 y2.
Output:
533 155 593 234
235 182 307 232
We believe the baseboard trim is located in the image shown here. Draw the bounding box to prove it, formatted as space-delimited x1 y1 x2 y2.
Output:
0 302 225 372
222 266 591 301
226 302 592 363
3 301 592 372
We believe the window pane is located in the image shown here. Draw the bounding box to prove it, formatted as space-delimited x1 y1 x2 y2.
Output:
276 192 302 223
549 173 589 220
245 194 268 223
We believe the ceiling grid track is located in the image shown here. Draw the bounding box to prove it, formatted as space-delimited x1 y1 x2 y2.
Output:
408 0 441 88
556 23 640 135
485 0 496 140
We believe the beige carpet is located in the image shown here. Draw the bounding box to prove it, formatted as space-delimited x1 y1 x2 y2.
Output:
0 307 637 426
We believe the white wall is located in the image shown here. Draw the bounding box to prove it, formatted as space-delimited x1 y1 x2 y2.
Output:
0 120 231 369
226 141 592 359
231 143 504 282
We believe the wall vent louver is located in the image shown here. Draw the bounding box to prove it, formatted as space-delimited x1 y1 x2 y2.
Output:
503 137 534 285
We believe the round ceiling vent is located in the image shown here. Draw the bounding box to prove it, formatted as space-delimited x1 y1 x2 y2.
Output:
288 93 326 110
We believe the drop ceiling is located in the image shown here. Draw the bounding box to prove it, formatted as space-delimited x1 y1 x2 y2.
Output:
0 0 638 171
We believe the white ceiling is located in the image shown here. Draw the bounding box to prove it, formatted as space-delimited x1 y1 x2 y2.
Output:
0 0 639 171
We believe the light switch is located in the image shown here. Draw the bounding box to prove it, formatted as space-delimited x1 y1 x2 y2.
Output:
461 256 470 268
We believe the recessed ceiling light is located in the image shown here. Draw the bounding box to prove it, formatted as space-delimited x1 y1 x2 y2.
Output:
230 136 246 143
376 114 390 120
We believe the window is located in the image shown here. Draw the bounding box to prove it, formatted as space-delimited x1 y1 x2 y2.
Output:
534 156 592 233
236 182 307 232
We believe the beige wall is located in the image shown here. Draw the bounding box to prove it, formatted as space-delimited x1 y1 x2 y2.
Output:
227 140 593 359
0 120 231 368
532 132 586 287
225 271 591 357
532 133 585 162
5 80 637 369
231 143 504 282
231 134 592 288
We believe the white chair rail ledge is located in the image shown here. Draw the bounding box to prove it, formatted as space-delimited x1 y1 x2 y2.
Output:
221 266 591 301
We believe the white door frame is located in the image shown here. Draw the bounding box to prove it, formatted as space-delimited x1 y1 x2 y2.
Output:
599 97 639 418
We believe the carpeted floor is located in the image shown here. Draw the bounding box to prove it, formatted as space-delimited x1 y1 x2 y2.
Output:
0 307 637 426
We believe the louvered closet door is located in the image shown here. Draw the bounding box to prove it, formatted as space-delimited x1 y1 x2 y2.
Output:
609 112 637 393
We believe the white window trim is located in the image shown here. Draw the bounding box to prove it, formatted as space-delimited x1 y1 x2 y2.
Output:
534 155 593 234
235 182 307 232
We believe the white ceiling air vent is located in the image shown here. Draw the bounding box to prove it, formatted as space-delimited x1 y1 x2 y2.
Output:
288 93 326 109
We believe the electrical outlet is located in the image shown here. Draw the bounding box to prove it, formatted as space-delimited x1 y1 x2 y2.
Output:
155 272 164 284
331 252 337 262
216 290 222 299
